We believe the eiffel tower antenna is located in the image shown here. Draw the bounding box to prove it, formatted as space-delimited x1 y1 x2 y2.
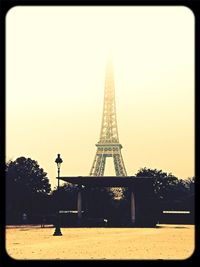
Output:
90 58 127 176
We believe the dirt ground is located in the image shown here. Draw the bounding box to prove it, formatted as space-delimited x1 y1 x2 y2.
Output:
5 224 195 260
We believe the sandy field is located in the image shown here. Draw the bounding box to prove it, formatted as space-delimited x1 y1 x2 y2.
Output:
6 225 195 260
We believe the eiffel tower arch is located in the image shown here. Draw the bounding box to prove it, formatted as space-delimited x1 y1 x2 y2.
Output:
90 59 127 177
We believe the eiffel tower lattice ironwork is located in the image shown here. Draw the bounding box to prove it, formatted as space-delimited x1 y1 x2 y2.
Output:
90 60 127 176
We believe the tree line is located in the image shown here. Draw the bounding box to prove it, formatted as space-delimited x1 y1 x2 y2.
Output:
5 156 195 225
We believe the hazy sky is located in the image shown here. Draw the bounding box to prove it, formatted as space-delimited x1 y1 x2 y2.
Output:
6 6 194 189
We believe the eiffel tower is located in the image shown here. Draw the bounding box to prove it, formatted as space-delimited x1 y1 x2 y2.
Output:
90 59 127 176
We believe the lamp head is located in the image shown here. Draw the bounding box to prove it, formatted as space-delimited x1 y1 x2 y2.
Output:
55 154 63 169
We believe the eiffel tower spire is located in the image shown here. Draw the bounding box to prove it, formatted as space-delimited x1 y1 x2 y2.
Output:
90 59 127 176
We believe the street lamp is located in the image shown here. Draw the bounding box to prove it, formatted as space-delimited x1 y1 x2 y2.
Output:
53 154 63 236
55 153 63 190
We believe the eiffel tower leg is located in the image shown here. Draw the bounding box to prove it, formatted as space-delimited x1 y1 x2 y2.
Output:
113 153 127 176
90 154 106 176
89 155 97 176
119 153 127 176
98 156 106 176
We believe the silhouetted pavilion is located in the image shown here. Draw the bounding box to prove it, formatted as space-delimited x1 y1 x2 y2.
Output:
59 176 156 226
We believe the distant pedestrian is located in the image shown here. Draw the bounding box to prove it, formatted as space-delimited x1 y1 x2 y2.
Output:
41 216 46 228
22 213 28 224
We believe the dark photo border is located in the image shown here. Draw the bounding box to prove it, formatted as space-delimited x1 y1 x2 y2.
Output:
0 0 199 266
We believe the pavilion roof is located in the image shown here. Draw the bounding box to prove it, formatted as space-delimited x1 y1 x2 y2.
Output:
58 176 153 188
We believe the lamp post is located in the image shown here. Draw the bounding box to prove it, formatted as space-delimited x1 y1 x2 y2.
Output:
53 154 63 236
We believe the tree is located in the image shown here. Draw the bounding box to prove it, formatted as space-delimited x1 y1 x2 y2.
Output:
6 157 51 224
184 177 195 195
51 184 115 217
179 177 195 212
134 168 194 211
50 183 116 226
119 167 195 226
135 167 180 201
51 183 79 212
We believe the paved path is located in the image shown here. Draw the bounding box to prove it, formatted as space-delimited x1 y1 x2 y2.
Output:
6 225 195 260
